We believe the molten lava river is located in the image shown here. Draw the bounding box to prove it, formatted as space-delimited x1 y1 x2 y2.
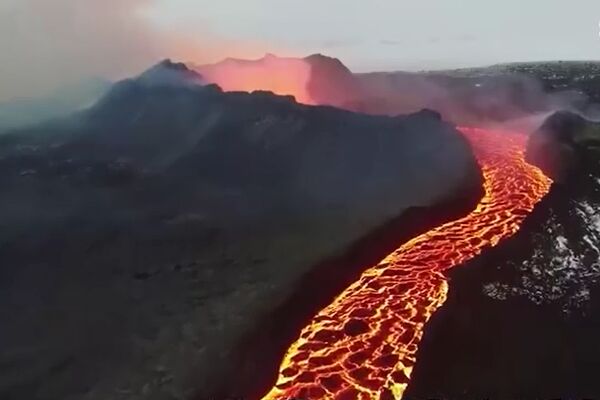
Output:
260 127 552 400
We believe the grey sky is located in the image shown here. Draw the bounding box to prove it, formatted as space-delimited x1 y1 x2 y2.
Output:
144 0 600 71
1 0 600 100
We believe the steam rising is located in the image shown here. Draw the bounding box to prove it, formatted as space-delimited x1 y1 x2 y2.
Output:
194 54 593 131
353 71 590 129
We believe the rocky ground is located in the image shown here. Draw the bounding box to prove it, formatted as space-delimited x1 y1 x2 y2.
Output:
5 55 599 400
406 173 600 399
406 113 600 399
0 62 482 400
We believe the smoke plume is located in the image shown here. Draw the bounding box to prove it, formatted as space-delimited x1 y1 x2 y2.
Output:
194 54 593 133
0 0 259 102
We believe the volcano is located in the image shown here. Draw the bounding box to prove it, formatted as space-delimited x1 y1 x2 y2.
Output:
189 54 556 399
260 128 551 399
0 55 564 400
0 59 484 400
195 54 582 126
194 53 363 108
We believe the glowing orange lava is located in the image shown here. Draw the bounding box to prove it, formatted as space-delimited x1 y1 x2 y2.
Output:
260 127 552 400
197 55 315 104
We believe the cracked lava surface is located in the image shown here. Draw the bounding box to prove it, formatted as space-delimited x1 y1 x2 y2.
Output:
260 127 552 400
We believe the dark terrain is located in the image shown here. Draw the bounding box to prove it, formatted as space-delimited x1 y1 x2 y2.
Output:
0 61 481 399
406 112 600 399
3 56 600 399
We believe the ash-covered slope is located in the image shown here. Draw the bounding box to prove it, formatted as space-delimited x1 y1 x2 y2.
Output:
0 61 482 400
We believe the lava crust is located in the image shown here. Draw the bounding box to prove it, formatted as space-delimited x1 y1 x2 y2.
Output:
260 127 552 400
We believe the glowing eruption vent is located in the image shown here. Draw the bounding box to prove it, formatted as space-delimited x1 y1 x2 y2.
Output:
213 59 554 399
198 55 315 104
260 127 552 399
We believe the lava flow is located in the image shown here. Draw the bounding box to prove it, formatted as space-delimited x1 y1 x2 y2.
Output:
261 127 552 400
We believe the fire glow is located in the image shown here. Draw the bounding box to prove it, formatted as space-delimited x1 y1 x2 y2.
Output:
197 55 315 104
260 128 552 399
214 65 554 399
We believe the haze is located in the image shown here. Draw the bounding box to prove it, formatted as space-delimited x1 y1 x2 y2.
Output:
2 0 600 101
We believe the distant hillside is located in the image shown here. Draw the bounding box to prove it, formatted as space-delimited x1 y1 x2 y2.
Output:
497 61 600 103
196 54 599 125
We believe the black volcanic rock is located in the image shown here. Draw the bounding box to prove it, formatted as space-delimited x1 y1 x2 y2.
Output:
0 61 483 400
406 149 600 400
405 64 600 400
526 111 600 182
12 61 481 213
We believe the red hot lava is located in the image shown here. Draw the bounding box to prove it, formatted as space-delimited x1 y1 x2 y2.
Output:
200 61 552 398
261 128 551 399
